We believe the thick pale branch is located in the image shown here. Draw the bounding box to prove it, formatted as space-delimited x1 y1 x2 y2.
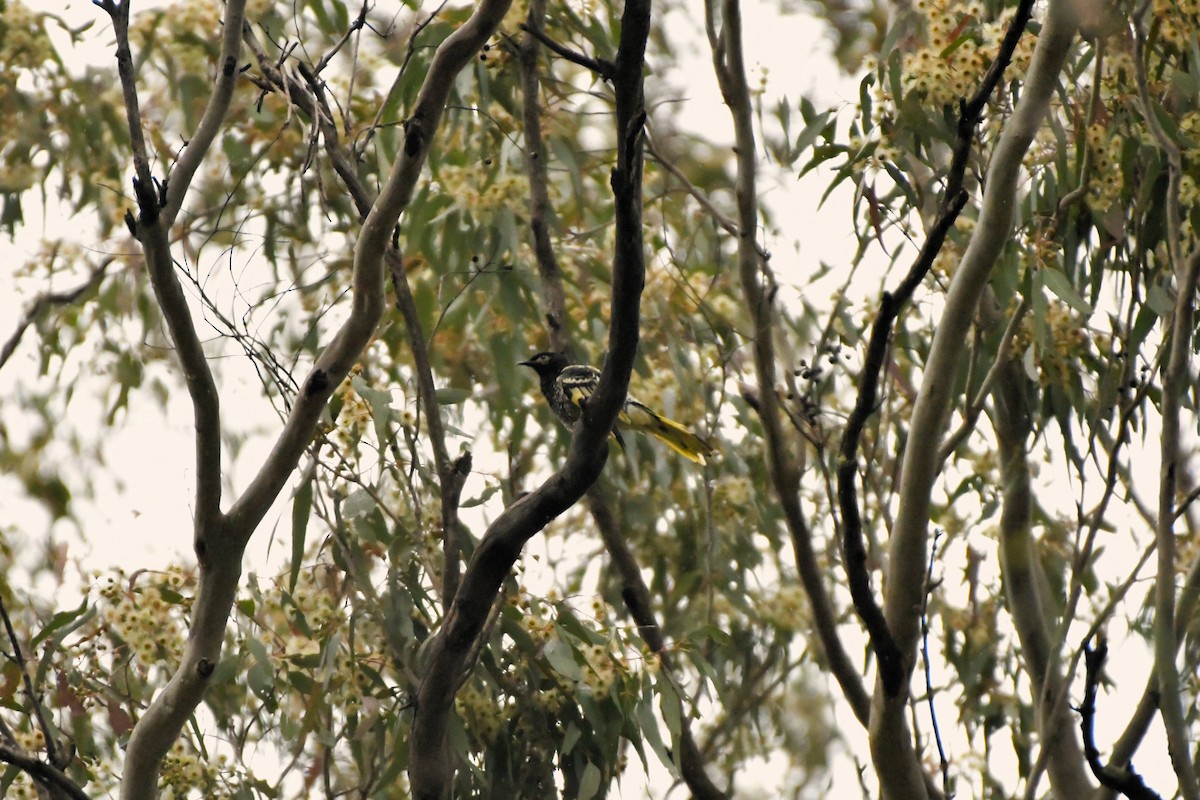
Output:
873 3 1077 798
1151 242 1200 799
101 0 233 535
837 0 1035 704
225 0 513 539
160 0 247 226
1133 7 1200 794
990 345 1094 797
104 4 247 793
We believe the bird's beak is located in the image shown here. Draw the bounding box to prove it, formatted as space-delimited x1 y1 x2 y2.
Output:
518 359 534 367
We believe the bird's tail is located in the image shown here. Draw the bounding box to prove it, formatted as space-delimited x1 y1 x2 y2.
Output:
622 401 714 465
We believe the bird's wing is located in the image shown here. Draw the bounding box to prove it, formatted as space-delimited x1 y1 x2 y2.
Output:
557 364 603 412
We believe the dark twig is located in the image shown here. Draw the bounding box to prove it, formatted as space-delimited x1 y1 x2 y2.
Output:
0 596 63 771
1080 638 1162 800
519 2 571 354
586 484 727 799
0 739 90 800
835 0 1036 698
920 532 949 797
312 0 372 75
519 22 615 80
0 256 115 372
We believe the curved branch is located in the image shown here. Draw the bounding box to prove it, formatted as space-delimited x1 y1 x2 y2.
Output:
160 0 248 227
706 0 871 725
225 0 512 538
989 335 1094 797
1132 5 1200 793
0 739 89 800
519 4 572 355
1080 639 1163 800
836 0 1036 702
0 255 114 373
408 2 651 795
116 3 511 798
873 3 1078 797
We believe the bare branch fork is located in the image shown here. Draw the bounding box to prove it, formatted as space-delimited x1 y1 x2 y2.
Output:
408 0 651 795
95 1 514 797
835 0 1036 700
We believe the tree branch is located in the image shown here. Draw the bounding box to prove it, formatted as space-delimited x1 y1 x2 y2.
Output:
225 0 511 538
586 484 728 799
159 0 248 227
0 255 114 373
873 2 1077 797
0 595 65 773
836 0 1037 703
0 739 89 800
1132 3 1200 792
99 0 232 539
408 1 650 795
989 330 1095 797
1080 638 1163 800
706 0 871 726
518 22 615 80
519 3 572 354
98 4 246 796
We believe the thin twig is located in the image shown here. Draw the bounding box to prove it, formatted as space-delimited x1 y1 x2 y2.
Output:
518 22 614 79
920 532 949 798
0 256 115 372
0 596 62 770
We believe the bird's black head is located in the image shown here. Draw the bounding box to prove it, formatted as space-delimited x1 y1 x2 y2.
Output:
518 351 571 378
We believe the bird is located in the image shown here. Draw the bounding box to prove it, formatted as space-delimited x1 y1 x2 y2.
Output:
518 351 714 465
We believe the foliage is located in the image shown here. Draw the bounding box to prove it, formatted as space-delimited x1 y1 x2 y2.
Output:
1 0 1200 798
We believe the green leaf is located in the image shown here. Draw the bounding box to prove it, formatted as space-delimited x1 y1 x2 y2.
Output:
543 637 583 682
637 683 677 777
31 598 90 649
562 722 582 755
459 482 499 509
578 762 602 800
435 387 471 405
658 678 683 742
290 476 313 593
1040 267 1092 316
794 108 834 156
1147 283 1173 316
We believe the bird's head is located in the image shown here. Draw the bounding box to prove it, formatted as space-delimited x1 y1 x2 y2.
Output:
518 351 570 378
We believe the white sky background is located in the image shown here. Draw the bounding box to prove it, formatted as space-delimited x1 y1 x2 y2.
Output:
0 0 1178 797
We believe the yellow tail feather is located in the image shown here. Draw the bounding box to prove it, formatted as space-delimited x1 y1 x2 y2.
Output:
621 402 714 465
